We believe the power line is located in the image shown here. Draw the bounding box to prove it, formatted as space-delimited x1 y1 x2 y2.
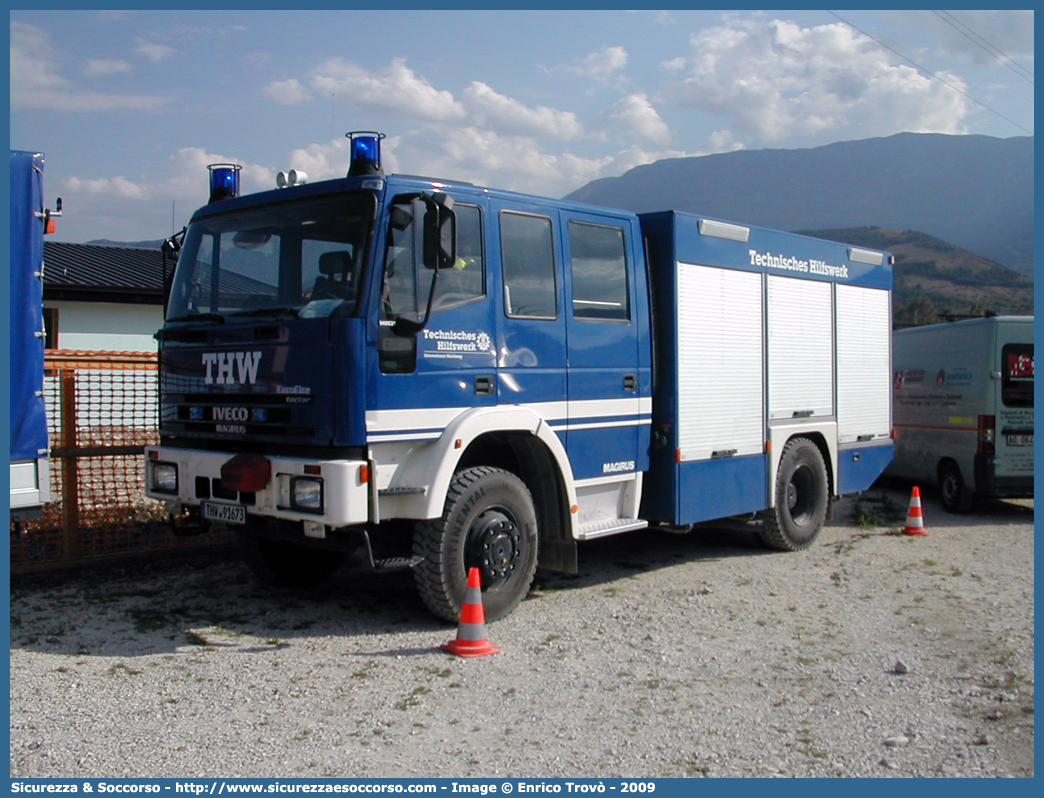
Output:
933 10 1033 84
827 11 1033 136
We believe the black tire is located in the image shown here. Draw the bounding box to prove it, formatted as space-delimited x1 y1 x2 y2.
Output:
939 461 975 513
238 529 345 589
758 437 829 551
413 466 539 623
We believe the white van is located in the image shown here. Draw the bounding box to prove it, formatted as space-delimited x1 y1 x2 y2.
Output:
889 316 1033 512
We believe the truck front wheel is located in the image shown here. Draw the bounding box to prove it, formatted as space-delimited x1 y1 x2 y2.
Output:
413 466 539 623
758 437 829 551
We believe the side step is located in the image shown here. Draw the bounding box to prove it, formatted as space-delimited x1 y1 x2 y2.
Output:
372 555 423 572
576 518 648 541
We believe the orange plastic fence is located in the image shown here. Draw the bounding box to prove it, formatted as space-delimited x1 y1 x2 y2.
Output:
10 350 234 573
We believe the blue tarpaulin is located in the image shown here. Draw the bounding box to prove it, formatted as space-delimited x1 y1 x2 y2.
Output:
9 150 49 462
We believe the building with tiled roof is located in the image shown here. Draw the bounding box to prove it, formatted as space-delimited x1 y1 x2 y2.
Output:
42 241 168 352
43 241 167 304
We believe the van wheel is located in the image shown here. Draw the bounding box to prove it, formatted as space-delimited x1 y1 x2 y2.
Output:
939 462 975 513
413 467 539 623
238 529 345 588
758 438 829 551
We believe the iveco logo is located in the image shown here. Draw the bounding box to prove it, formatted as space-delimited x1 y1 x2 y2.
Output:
213 407 249 422
202 351 262 385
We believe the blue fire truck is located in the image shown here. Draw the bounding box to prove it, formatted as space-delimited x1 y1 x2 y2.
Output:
145 132 894 622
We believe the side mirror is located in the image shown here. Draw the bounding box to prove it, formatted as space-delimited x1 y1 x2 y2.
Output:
390 192 456 338
424 193 456 270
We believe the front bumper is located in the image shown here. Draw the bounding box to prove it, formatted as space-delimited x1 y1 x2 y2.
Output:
144 446 371 528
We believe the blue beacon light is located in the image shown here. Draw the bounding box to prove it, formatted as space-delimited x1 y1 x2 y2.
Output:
208 163 242 203
347 131 385 177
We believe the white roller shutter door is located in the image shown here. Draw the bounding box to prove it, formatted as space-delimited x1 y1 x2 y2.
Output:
837 284 892 442
676 262 764 461
767 275 834 420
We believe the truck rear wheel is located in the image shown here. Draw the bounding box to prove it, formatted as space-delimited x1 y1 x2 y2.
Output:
758 437 829 551
238 529 345 589
939 461 975 513
413 466 539 623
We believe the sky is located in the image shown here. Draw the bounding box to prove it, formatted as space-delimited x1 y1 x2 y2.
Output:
9 8 1035 244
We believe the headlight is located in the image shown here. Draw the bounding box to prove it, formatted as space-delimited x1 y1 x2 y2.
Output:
152 462 178 494
291 477 324 512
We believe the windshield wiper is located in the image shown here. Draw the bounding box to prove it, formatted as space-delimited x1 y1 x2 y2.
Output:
166 313 226 324
228 307 301 319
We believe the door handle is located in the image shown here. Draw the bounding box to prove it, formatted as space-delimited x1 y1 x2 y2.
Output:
475 375 495 396
624 374 638 392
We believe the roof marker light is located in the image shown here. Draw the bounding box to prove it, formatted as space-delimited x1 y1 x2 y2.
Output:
698 218 750 242
208 163 242 203
848 247 885 266
347 131 385 177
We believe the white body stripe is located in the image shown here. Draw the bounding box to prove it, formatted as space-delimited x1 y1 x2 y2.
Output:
365 398 651 444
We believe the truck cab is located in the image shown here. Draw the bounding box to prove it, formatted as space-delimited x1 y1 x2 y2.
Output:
147 133 651 621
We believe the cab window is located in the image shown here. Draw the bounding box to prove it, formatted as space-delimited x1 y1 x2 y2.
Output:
501 212 557 319
568 220 629 322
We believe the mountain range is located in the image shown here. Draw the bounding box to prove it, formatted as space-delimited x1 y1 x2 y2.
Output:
565 132 1034 278
800 227 1033 322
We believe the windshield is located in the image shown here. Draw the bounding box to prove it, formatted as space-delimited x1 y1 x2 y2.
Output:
166 193 375 322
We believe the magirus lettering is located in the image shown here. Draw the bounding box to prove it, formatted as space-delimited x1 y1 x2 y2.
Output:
202 351 262 385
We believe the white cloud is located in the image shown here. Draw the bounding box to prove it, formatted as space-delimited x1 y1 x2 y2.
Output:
134 41 178 63
665 18 972 145
310 57 466 122
660 57 686 74
10 22 71 95
56 147 280 241
572 45 629 79
264 78 311 105
10 22 169 112
64 174 148 200
373 127 611 199
462 81 582 139
283 137 354 181
83 59 132 78
604 93 671 145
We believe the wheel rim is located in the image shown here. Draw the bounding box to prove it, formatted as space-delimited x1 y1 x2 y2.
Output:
787 465 818 526
464 506 522 588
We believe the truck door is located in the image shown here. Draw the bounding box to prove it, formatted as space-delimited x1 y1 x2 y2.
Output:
372 196 496 444
560 210 644 480
491 201 568 444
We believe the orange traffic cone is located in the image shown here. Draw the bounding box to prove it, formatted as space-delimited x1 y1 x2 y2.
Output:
903 486 928 536
442 567 501 658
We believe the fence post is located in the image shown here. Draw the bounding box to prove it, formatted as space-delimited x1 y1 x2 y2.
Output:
59 367 81 560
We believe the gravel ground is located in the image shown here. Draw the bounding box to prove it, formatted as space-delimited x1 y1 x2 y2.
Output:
9 480 1034 779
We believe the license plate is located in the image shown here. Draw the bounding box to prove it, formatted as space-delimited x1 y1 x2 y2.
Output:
1006 434 1033 447
202 502 246 525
